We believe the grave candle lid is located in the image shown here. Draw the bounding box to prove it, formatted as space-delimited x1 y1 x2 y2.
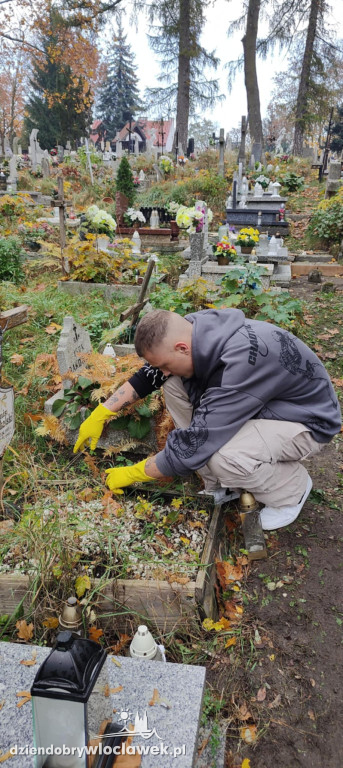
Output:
31 630 106 701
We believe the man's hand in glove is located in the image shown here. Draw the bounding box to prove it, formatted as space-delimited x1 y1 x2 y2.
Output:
105 459 155 494
73 404 115 453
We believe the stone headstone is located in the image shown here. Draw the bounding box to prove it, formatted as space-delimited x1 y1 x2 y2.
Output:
4 137 12 157
188 260 203 278
325 160 342 199
41 157 50 178
13 137 20 155
56 316 92 389
8 155 18 183
57 145 64 162
116 141 123 158
66 140 72 151
0 386 15 456
308 269 322 283
249 154 255 170
195 200 209 251
29 128 39 171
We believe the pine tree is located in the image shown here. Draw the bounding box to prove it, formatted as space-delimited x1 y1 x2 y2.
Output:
116 156 135 204
24 10 92 149
97 15 142 139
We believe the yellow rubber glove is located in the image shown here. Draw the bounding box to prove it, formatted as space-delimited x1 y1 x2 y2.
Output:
105 459 152 494
73 404 115 453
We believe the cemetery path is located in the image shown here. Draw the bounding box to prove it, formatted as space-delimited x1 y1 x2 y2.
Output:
219 276 343 768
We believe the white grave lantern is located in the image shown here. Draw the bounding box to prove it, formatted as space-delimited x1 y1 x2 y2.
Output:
131 230 141 254
268 235 278 256
241 176 249 196
225 195 232 209
31 631 124 768
254 182 263 197
271 181 282 198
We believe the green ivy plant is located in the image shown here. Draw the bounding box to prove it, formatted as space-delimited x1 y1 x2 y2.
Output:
278 171 305 192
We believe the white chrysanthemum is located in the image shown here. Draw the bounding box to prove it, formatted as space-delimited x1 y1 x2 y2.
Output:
85 205 100 220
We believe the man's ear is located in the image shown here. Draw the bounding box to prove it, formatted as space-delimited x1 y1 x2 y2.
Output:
174 341 191 354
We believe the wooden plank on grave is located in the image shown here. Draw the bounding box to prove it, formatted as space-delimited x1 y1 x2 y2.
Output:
0 305 29 330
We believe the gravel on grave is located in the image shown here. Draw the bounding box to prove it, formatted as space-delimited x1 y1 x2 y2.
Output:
0 492 212 582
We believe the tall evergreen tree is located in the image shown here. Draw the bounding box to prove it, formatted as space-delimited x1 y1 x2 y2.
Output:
24 10 92 148
97 16 142 139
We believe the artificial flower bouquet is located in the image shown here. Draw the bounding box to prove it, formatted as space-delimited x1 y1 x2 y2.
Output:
123 207 146 226
84 205 117 236
176 204 213 234
254 174 270 189
159 155 174 174
236 227 260 248
214 238 238 262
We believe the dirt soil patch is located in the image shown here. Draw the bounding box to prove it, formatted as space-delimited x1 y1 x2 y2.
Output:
217 276 343 768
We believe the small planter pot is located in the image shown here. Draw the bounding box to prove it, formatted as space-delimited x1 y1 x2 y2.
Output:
216 255 230 266
170 220 179 242
240 246 253 254
189 231 205 260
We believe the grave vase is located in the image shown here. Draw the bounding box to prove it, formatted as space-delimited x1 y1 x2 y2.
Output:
189 231 204 261
170 220 179 242
96 235 110 251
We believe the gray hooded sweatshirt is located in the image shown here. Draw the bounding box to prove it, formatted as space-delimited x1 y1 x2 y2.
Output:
129 309 341 477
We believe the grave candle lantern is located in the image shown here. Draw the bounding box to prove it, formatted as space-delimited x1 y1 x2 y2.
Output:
31 631 119 768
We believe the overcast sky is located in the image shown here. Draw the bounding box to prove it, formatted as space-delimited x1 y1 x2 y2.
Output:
119 0 342 131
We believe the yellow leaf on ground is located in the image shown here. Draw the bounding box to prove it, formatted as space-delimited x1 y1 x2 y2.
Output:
16 620 34 641
75 574 91 598
202 618 215 631
225 636 236 649
241 759 251 768
240 725 257 743
42 617 59 629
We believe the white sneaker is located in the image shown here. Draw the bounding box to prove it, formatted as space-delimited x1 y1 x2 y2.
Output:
198 488 240 505
260 475 313 531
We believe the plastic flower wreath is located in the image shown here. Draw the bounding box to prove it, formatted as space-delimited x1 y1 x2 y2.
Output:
236 227 259 247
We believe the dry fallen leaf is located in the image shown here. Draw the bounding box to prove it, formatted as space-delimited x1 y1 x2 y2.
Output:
16 691 31 708
10 353 24 366
240 724 257 744
42 617 59 629
149 688 160 707
16 620 34 641
216 560 243 589
268 693 281 709
110 686 123 694
0 700 5 711
238 702 252 721
225 636 237 649
88 627 103 643
45 323 62 335
111 657 122 668
0 750 14 763
20 650 37 667
111 634 131 655
308 709 316 721
256 686 266 702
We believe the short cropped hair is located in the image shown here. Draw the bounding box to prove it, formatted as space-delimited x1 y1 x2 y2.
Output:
134 310 171 357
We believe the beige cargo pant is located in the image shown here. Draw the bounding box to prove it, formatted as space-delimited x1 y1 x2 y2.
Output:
163 376 325 508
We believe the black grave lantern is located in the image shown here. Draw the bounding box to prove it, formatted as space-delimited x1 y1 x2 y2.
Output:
31 631 122 768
